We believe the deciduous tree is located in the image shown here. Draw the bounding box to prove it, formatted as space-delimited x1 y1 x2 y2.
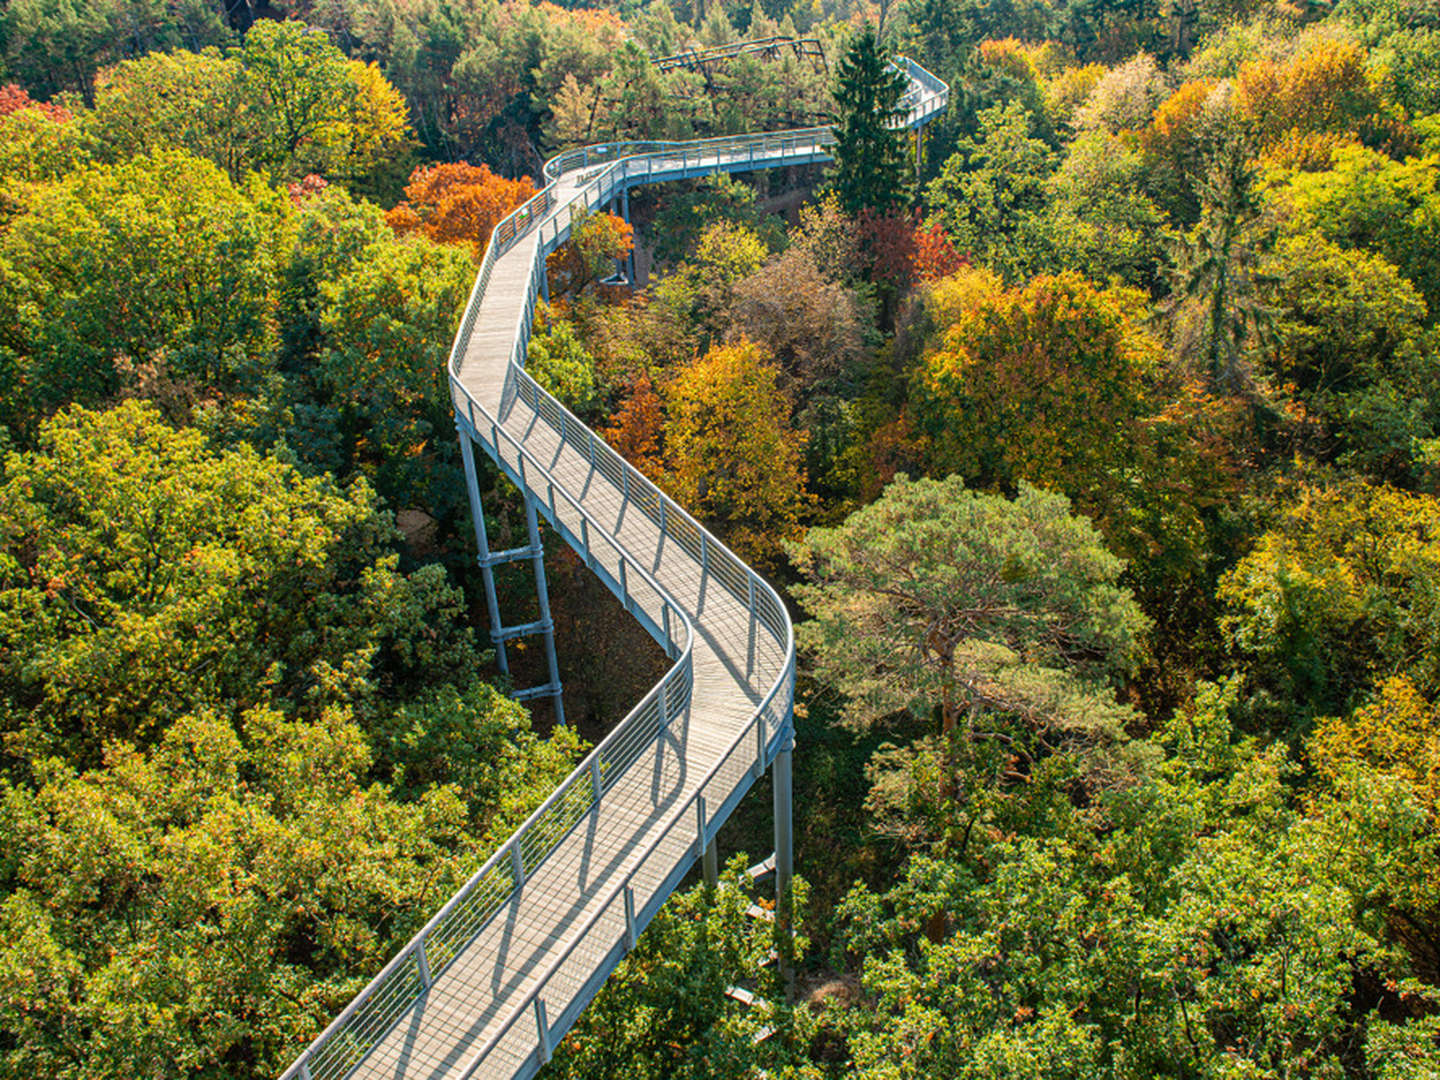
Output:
925 101 1055 280
0 150 280 436
662 341 813 569
545 209 634 297
0 401 481 765
385 161 537 256
1219 477 1440 728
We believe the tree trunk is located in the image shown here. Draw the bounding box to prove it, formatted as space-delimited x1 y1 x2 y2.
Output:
927 656 959 944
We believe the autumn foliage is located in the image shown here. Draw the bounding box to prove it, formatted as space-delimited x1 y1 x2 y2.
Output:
662 341 813 570
601 371 666 483
0 83 69 121
860 209 966 292
386 162 537 255
546 210 635 296
1235 40 1377 145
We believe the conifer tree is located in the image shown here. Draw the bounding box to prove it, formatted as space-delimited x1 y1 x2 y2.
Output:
829 26 909 214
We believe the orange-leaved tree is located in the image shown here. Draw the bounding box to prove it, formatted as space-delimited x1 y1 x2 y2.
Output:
546 209 634 297
0 83 70 121
601 371 667 483
386 162 537 257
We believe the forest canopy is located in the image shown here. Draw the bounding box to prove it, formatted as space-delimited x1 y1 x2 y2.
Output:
2 0 1440 1076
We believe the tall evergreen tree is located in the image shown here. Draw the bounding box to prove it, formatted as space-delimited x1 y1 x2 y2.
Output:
1167 144 1273 394
829 26 909 214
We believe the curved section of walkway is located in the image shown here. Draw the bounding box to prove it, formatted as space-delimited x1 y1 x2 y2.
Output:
281 58 947 1080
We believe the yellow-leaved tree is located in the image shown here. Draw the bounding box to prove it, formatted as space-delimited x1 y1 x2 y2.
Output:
661 340 813 570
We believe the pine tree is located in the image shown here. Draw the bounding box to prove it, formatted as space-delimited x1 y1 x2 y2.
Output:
1167 144 1273 394
829 26 909 214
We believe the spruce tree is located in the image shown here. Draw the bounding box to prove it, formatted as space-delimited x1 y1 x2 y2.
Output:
829 25 909 214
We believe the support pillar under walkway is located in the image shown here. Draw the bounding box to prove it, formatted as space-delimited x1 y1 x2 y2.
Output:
457 426 566 725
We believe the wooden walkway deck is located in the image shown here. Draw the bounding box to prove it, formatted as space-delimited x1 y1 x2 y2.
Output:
282 57 948 1080
352 165 789 1080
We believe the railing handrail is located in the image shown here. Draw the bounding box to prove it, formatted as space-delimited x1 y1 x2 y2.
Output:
276 207 705 1080
542 55 946 182
275 402 699 1080
542 125 837 183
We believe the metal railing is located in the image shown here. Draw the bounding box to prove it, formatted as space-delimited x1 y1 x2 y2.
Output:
280 53 947 1080
543 56 947 183
654 35 826 74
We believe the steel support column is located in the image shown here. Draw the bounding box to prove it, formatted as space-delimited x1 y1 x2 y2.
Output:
524 493 566 726
457 425 566 723
458 429 509 676
773 721 795 1000
618 186 635 284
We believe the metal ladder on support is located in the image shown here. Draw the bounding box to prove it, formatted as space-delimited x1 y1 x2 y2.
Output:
457 433 566 725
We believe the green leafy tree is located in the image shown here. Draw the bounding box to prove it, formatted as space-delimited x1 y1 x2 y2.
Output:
650 174 786 266
237 21 412 188
527 304 600 415
315 230 475 520
826 678 1426 1079
546 861 812 1080
1219 477 1440 730
650 221 770 349
0 0 228 104
0 401 484 766
1257 230 1436 482
0 95 86 184
1041 130 1172 289
791 475 1148 852
0 150 281 438
0 700 575 1080
1307 674 1440 981
828 25 909 214
924 100 1056 281
85 49 259 181
1272 142 1440 318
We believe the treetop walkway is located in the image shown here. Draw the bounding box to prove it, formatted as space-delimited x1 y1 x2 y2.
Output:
280 52 947 1080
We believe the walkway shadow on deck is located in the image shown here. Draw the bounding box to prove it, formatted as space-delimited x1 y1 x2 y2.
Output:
382 706 693 1080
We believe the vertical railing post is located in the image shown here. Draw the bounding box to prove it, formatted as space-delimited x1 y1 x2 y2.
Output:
624 884 637 950
535 998 552 1064
512 843 525 889
699 794 718 890
416 938 432 990
746 576 757 676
